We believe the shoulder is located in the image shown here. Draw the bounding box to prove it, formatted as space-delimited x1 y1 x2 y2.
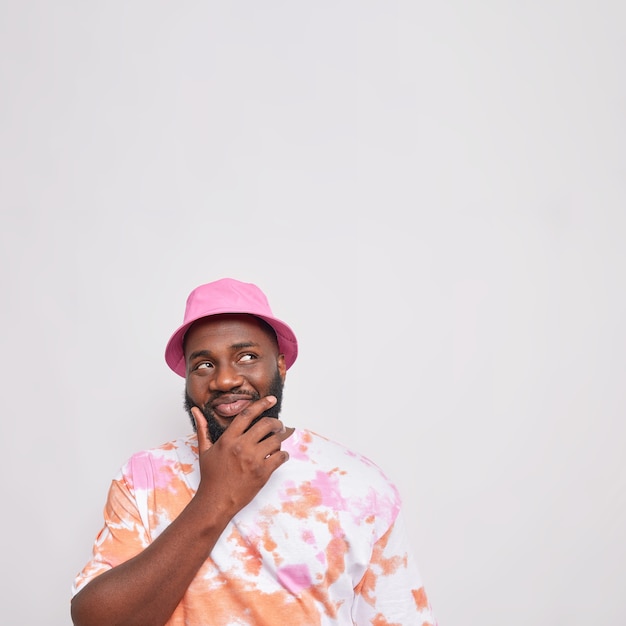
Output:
288 428 386 467
286 428 401 497
118 433 199 484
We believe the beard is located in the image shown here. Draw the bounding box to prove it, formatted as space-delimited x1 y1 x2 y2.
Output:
184 369 285 443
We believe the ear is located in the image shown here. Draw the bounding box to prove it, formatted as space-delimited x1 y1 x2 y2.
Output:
277 353 287 381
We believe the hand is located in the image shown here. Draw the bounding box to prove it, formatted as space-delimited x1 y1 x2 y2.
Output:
190 397 292 518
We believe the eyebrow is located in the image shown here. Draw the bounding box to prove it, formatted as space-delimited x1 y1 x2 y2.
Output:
187 342 260 362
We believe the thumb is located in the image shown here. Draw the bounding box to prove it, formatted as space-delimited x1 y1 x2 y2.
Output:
191 406 211 453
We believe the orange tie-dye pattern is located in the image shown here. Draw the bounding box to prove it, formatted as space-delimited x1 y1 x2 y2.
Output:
185 572 323 626
281 483 323 518
372 614 402 626
354 524 397 607
294 516 351 620
413 586 429 610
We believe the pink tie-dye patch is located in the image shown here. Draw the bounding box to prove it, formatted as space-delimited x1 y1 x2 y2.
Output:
277 564 312 594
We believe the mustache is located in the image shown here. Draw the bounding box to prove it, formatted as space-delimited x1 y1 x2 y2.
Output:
206 389 260 405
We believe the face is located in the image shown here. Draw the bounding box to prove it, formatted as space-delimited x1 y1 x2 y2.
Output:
183 314 287 443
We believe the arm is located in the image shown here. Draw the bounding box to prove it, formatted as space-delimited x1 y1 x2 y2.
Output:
71 396 293 626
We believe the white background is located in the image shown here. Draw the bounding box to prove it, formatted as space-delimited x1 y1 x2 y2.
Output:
1 1 625 624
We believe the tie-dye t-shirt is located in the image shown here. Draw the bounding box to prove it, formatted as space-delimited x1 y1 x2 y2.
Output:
73 428 436 625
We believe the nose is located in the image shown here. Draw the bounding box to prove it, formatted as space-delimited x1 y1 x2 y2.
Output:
209 363 244 391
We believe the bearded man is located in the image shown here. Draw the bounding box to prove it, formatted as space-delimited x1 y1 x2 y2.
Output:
71 278 437 626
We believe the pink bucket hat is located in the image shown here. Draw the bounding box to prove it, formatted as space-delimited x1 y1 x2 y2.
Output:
165 278 298 377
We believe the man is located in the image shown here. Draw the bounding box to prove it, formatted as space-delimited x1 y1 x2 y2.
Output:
71 278 436 625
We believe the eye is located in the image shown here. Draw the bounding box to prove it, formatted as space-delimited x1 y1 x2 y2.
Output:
239 353 257 363
195 361 213 370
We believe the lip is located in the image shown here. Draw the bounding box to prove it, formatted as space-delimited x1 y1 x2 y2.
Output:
211 395 253 418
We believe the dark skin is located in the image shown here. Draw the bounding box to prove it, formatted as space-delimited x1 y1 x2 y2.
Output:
70 314 294 626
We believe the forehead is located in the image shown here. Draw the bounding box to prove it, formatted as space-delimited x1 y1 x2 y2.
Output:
183 314 278 354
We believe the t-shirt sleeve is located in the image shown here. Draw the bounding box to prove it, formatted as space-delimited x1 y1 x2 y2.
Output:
352 510 437 625
71 474 150 596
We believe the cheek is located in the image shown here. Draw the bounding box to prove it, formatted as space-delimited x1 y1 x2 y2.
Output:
186 378 205 402
256 367 282 391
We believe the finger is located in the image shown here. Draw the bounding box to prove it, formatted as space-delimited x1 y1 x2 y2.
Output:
244 415 290 444
233 395 278 434
256 422 293 445
190 406 211 453
272 424 294 445
258 424 293 456
263 447 291 472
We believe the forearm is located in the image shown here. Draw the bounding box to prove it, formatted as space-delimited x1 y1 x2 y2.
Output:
71 497 231 626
